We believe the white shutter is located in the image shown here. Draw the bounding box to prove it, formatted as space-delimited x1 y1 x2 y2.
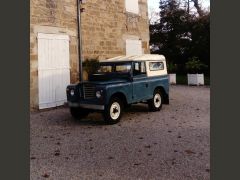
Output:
126 39 143 56
38 33 70 109
125 0 139 14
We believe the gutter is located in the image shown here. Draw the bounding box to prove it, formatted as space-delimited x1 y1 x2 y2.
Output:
77 0 83 82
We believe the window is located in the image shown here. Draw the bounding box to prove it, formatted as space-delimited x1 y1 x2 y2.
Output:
116 64 132 73
149 62 164 71
97 63 132 73
97 65 112 73
126 39 143 56
125 0 139 14
133 62 146 76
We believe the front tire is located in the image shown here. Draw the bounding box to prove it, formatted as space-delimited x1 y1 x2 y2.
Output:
70 107 89 120
148 89 163 111
103 97 123 124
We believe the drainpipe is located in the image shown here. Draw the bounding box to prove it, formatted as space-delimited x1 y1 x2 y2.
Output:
77 0 83 82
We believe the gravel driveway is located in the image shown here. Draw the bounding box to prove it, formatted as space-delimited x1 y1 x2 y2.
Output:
30 85 210 180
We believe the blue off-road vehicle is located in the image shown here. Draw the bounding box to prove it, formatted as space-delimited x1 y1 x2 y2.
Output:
66 54 169 124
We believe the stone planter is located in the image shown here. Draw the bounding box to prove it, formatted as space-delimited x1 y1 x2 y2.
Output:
168 74 176 84
187 74 204 86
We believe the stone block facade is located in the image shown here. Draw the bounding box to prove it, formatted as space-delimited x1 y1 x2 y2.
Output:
30 0 150 109
81 0 150 60
30 0 79 109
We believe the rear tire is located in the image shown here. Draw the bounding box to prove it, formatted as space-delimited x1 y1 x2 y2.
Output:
103 97 123 124
70 107 89 120
148 89 163 112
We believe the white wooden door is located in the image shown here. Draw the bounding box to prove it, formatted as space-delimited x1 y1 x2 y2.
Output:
38 33 70 109
126 39 143 56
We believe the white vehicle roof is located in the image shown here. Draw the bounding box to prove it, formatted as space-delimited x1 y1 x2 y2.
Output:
100 54 166 63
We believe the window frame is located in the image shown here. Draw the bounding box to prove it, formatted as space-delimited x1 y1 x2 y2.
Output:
98 62 132 74
115 64 132 73
125 0 139 14
149 61 165 71
133 61 147 77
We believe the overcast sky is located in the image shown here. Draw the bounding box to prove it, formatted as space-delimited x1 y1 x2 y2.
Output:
148 0 210 14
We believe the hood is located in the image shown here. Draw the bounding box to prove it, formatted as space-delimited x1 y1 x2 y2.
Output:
82 78 128 85
88 73 130 82
86 73 130 85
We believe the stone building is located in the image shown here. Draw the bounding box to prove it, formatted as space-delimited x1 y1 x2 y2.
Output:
30 0 150 109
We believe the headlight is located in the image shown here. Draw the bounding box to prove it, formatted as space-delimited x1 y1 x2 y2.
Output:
70 89 75 96
96 91 102 98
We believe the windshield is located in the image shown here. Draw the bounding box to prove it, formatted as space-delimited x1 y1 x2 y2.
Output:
97 63 132 73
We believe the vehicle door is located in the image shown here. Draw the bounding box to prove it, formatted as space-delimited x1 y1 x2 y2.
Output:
132 61 149 102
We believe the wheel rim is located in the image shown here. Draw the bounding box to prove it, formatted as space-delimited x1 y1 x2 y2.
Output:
110 102 121 120
154 93 161 108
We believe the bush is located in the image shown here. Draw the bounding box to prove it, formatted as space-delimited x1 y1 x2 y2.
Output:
185 57 208 74
167 62 178 73
82 59 100 75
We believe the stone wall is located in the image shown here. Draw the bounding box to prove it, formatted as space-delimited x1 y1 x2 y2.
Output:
30 0 150 109
81 0 150 60
30 0 79 109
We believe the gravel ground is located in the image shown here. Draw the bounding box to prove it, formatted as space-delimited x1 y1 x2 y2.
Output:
30 85 210 180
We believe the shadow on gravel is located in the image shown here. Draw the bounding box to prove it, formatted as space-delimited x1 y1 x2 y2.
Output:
38 104 150 127
125 104 149 113
71 118 108 126
58 112 107 126
69 104 149 126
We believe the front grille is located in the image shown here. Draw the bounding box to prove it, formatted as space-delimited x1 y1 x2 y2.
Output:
83 84 96 99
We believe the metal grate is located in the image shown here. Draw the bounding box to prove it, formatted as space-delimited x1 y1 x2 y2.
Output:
83 84 96 99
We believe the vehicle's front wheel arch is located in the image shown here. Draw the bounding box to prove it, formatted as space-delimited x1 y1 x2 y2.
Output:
108 92 128 109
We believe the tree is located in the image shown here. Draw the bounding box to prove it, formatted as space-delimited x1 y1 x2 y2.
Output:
181 0 209 16
192 0 204 16
150 0 191 65
149 0 210 74
189 12 210 70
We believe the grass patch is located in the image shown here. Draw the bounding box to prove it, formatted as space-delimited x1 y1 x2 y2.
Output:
176 74 210 85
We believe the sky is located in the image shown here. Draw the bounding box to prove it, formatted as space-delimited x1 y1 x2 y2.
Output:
148 0 210 15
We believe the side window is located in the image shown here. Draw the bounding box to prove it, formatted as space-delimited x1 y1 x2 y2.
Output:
115 64 132 73
133 62 146 76
98 65 112 73
125 0 139 14
149 62 164 71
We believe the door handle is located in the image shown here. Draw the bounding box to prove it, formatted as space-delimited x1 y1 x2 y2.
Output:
146 83 148 88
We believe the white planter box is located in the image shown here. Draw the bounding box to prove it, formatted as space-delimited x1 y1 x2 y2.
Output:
187 74 204 85
168 74 176 84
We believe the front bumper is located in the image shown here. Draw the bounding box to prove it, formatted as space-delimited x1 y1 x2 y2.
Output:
68 102 105 110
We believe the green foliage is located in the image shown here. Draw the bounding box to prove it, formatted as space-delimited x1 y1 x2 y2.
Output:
185 57 208 74
189 13 210 69
167 62 178 73
150 0 210 74
176 74 210 85
82 59 100 75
